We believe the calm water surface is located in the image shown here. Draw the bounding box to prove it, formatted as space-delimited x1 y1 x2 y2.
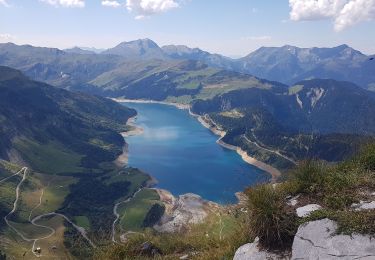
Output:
122 102 269 204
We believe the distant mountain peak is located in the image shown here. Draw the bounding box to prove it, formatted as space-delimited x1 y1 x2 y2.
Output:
103 38 164 59
117 38 160 49
335 44 350 49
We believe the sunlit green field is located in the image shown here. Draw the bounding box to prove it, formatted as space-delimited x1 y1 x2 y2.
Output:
117 189 161 232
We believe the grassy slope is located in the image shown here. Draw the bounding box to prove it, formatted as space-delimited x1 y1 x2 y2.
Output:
0 68 159 259
0 160 77 259
0 153 155 259
89 59 284 102
0 66 137 173
13 138 85 175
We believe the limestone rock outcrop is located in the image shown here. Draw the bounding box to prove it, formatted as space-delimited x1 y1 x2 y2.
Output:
233 237 289 260
292 218 375 260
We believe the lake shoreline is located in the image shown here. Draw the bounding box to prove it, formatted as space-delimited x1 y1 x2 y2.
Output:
111 98 190 110
189 111 281 182
114 115 144 168
113 98 281 182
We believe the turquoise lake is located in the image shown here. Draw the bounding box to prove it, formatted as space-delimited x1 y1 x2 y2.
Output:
122 102 269 204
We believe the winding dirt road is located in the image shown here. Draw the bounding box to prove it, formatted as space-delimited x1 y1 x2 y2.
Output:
4 167 30 241
242 134 297 165
29 189 44 222
2 166 95 258
31 212 96 249
0 167 26 184
30 214 56 256
112 188 143 243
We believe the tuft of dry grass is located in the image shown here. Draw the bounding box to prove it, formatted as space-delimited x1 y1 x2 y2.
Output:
245 185 297 251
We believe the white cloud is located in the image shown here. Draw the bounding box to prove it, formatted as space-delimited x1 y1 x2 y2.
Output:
334 0 375 31
126 0 179 19
0 0 10 7
289 0 346 21
40 0 85 8
289 0 375 31
243 35 272 41
102 0 121 7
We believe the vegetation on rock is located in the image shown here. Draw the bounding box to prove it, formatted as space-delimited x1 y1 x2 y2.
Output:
245 142 375 252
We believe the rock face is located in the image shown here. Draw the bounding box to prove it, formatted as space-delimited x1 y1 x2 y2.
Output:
154 190 219 233
233 237 289 260
296 204 322 217
292 218 375 259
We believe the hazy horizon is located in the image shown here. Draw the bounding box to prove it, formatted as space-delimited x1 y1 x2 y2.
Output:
1 0 375 57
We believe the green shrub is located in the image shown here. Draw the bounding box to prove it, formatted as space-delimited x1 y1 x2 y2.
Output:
322 169 357 192
290 160 361 210
142 204 165 228
322 193 357 210
289 160 326 194
319 168 359 209
334 211 375 236
246 185 298 250
357 143 375 171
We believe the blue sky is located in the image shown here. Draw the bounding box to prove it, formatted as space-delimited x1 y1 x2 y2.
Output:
1 0 375 57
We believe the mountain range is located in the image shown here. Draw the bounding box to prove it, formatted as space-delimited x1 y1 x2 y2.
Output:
238 44 375 89
1 39 374 91
88 39 375 90
89 39 375 89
